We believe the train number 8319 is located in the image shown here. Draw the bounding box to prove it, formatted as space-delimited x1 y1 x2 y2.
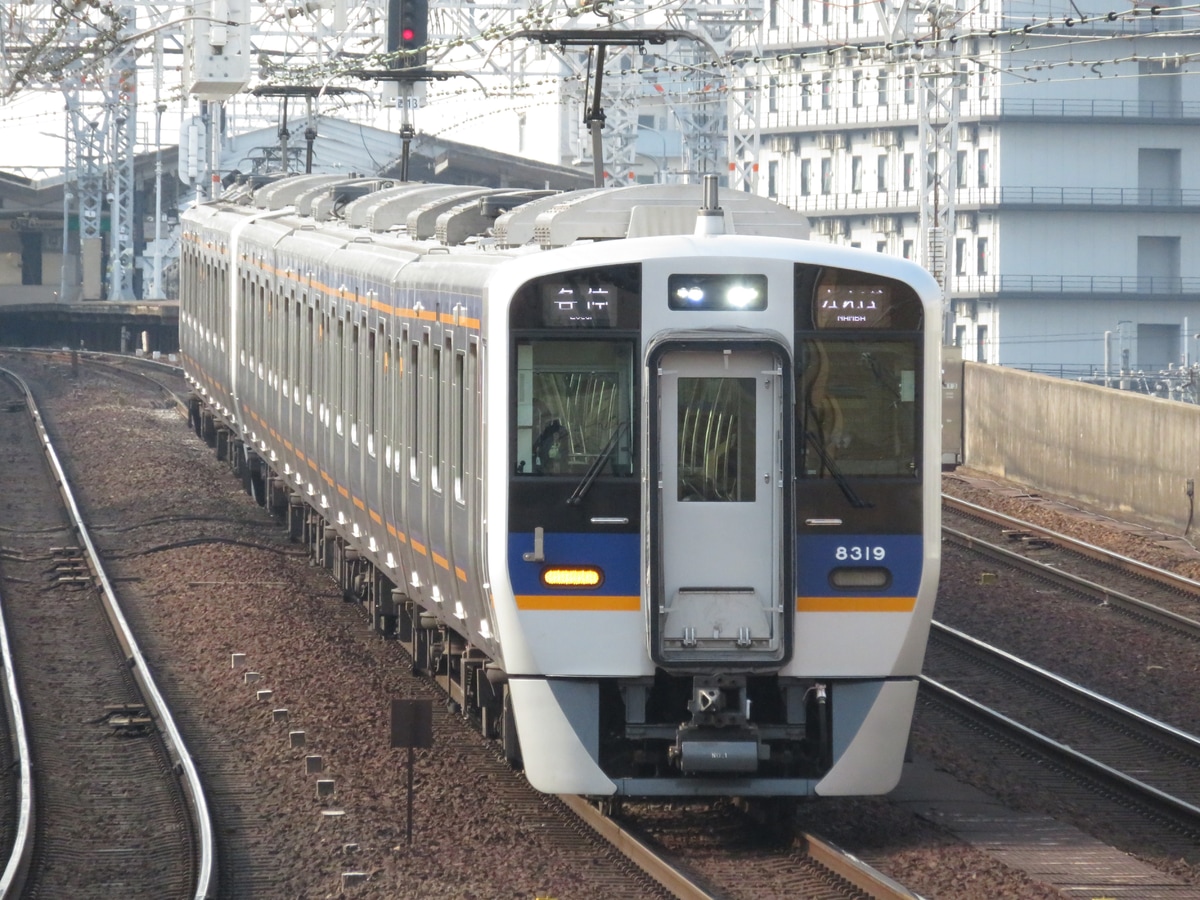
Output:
835 546 887 562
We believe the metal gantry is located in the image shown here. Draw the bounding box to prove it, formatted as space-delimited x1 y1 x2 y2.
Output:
5 0 903 301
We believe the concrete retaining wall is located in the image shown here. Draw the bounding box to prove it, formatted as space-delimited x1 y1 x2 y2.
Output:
962 362 1200 533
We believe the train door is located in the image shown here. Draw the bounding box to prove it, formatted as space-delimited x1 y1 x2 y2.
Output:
649 342 791 667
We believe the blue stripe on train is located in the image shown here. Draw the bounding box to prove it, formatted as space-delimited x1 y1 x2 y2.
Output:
508 532 641 596
795 534 925 595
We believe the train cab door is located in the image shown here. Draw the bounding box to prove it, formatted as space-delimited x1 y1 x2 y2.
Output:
649 342 792 667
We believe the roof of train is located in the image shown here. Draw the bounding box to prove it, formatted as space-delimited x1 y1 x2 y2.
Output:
197 175 813 251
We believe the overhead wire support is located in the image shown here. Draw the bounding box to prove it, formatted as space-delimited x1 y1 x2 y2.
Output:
510 28 710 189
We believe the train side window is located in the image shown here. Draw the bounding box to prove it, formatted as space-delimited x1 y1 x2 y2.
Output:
350 320 360 447
291 293 300 405
383 336 394 469
394 331 406 475
281 297 290 398
258 283 266 380
366 326 377 458
453 346 467 504
335 318 345 437
431 339 443 492
240 273 249 368
318 310 329 425
513 339 635 477
268 289 276 387
409 338 421 482
305 304 314 413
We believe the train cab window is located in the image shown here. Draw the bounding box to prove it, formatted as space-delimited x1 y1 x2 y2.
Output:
513 340 635 477
509 264 641 479
795 265 922 478
798 339 918 477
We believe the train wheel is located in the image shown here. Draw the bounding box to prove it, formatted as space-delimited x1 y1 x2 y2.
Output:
501 687 521 769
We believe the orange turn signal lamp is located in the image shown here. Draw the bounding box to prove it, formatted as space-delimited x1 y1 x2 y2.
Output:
541 566 603 588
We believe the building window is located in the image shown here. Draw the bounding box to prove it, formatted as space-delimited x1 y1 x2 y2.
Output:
904 67 915 104
877 241 887 253
977 237 989 276
822 0 830 25
955 237 967 276
801 75 812 111
768 160 779 198
801 158 812 196
821 72 832 109
820 158 832 194
877 156 887 192
955 324 966 348
852 70 863 107
902 239 914 259
851 156 863 192
877 69 888 106
853 0 862 22
976 324 988 363
978 149 990 188
768 76 779 113
956 149 968 188
903 153 914 190
802 0 810 26
769 0 779 27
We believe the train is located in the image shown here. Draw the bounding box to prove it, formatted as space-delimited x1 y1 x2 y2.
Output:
180 173 943 799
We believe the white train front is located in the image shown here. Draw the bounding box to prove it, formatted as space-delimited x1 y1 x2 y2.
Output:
180 175 942 799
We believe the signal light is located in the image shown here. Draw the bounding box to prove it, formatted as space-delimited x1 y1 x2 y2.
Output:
387 0 428 69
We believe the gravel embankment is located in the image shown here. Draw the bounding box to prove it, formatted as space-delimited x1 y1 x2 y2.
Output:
13 354 1200 898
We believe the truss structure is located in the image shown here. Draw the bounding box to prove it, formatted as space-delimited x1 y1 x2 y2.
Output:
3 0 769 297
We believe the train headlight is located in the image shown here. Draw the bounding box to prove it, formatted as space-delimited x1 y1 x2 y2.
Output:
667 274 768 311
542 566 604 588
674 286 705 306
829 567 892 589
724 284 761 309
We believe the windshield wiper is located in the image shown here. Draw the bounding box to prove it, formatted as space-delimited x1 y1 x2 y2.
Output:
567 422 628 506
804 430 872 509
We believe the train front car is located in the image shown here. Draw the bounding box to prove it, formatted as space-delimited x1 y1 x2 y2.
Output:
490 201 942 799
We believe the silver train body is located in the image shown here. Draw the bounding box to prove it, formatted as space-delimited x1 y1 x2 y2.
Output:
180 174 942 798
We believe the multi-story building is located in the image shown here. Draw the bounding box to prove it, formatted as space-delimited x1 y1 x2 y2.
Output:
752 0 1200 374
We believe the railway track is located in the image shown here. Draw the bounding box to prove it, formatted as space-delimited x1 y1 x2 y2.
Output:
924 624 1200 830
0 366 213 898
0 351 989 897
930 493 1200 849
565 795 924 900
944 494 1200 634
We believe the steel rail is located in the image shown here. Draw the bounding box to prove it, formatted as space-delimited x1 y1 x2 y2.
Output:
799 832 928 900
561 794 926 900
0 365 217 899
0 366 34 900
0 583 32 900
941 523 1200 638
920 666 1200 828
944 494 1200 595
559 794 720 900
